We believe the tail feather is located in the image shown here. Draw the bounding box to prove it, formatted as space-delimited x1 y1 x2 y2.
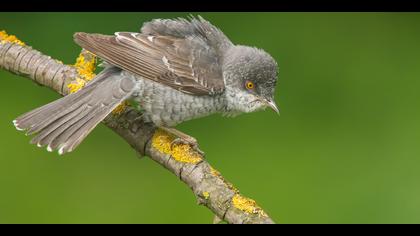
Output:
13 67 137 155
15 85 95 132
29 104 87 147
25 93 93 136
38 106 92 151
14 67 119 131
47 106 98 153
59 100 125 154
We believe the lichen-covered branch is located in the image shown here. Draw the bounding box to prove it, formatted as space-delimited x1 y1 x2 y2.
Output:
0 31 275 224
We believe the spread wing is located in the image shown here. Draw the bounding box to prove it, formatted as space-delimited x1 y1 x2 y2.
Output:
74 18 230 95
140 16 233 54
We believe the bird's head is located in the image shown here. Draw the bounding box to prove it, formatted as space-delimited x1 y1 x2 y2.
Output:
223 45 279 115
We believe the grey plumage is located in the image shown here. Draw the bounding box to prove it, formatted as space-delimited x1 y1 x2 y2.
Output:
140 16 232 53
73 16 229 96
13 15 279 155
14 67 136 154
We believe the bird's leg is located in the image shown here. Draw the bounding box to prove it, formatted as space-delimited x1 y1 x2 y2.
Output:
159 127 205 157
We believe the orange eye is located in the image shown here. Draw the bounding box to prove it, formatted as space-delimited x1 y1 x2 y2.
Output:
246 81 254 90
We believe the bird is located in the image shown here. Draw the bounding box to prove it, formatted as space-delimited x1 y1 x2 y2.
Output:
13 15 280 155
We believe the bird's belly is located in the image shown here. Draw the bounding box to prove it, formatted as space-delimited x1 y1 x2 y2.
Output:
131 76 223 127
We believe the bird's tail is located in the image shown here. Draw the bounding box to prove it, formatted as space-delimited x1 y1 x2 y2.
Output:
13 67 137 155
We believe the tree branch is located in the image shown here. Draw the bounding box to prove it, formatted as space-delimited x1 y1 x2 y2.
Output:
0 31 274 224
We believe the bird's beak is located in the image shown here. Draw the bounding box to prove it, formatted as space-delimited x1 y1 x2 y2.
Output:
264 99 280 114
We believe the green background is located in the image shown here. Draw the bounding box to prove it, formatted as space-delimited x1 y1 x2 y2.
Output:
1 12 420 224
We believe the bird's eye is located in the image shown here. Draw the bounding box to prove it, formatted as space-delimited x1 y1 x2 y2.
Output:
245 81 254 90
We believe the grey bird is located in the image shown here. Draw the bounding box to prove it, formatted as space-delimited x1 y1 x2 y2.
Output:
13 16 279 155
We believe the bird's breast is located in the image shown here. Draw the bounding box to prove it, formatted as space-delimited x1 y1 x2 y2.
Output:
129 74 225 127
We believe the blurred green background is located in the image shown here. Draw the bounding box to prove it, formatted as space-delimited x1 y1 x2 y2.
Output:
1 12 420 224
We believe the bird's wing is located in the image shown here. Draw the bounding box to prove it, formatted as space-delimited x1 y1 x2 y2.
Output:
140 16 233 54
74 28 227 95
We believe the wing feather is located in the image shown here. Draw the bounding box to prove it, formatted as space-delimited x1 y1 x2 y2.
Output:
74 17 230 95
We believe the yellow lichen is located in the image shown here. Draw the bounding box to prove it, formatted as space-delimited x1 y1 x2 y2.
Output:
151 129 202 164
172 144 202 163
0 30 25 46
210 166 221 177
226 182 239 194
232 194 268 217
210 166 239 193
67 51 97 94
67 51 127 114
112 101 129 115
74 51 96 82
203 191 210 200
152 129 173 155
67 78 87 94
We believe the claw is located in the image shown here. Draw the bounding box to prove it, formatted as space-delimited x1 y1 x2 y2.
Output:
171 137 205 157
159 127 206 157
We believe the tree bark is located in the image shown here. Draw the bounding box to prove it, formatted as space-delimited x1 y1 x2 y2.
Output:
0 33 275 224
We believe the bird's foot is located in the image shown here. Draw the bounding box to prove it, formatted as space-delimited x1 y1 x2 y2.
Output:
171 136 205 157
159 127 205 157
